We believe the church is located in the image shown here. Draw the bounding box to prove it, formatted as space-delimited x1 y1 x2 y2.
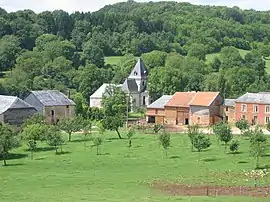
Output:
90 58 150 109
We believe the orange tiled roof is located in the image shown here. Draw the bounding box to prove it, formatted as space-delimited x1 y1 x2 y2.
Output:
165 92 196 107
189 92 220 106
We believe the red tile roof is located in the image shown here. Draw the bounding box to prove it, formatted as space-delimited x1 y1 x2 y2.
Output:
165 92 196 107
189 92 220 106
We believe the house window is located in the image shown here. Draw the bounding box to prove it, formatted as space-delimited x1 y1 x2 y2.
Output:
155 110 158 115
266 117 270 124
226 107 229 112
242 115 246 120
66 105 69 109
266 105 270 113
226 116 229 122
241 104 247 112
253 105 258 113
134 71 138 76
143 96 146 105
51 110 55 116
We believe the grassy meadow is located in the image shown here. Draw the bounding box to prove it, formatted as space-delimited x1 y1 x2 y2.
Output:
1 131 269 202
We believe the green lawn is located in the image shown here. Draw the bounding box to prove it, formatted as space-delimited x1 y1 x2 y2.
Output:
105 56 125 66
1 132 269 202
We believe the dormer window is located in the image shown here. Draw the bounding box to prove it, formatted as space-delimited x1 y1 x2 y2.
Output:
134 71 138 76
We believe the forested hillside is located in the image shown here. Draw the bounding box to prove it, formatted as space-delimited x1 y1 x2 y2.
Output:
1 1 270 105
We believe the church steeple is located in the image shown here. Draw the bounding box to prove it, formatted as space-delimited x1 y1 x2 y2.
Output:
128 58 148 79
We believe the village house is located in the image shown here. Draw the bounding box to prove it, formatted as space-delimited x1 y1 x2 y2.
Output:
164 92 196 125
146 95 172 124
90 58 150 110
24 90 76 124
0 95 37 129
235 92 270 125
224 99 235 124
189 92 223 126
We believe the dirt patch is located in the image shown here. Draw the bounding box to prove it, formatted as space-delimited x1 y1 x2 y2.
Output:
152 181 270 198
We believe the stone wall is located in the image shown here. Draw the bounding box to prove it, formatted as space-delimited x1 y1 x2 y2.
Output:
44 105 75 124
3 108 37 127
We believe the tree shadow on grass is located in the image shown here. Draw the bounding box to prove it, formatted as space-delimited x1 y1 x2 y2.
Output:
0 153 28 160
108 137 126 140
25 147 55 153
238 161 249 164
1 163 24 167
263 154 270 157
98 153 110 156
71 139 93 143
257 165 270 169
56 151 71 156
170 155 181 159
203 157 220 162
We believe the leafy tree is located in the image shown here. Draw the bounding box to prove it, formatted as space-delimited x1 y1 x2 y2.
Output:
102 85 127 139
58 117 83 142
187 43 207 60
193 134 211 152
83 42 104 67
158 132 170 158
141 50 167 69
250 130 268 168
22 114 45 128
213 123 233 151
46 126 65 154
188 124 200 152
93 135 103 155
126 128 135 149
229 140 239 154
81 118 92 147
153 124 163 134
0 123 19 166
235 118 249 134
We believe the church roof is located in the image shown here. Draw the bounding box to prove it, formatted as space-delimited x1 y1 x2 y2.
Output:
90 84 123 98
128 58 148 79
122 79 138 93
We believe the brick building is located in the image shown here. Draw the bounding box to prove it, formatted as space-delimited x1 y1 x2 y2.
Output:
235 92 270 125
224 99 235 124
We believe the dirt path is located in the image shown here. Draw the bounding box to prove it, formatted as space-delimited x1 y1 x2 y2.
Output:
152 181 270 198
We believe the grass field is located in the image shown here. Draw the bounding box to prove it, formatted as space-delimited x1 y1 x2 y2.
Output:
1 132 269 202
105 56 125 66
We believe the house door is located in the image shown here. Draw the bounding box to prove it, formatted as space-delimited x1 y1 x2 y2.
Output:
185 118 189 125
253 116 258 125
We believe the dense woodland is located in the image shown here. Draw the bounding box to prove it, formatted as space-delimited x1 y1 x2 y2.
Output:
1 1 270 108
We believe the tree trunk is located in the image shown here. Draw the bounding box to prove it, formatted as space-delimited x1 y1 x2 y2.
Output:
60 144 63 153
116 129 122 139
31 150 33 160
68 132 72 142
224 143 227 153
84 134 87 148
3 153 7 166
97 146 99 155
55 146 58 154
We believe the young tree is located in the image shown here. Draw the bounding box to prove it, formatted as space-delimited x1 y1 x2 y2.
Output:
22 114 45 128
81 118 92 147
250 130 268 168
193 134 211 152
153 124 163 134
0 123 19 166
235 119 249 134
126 128 135 149
58 117 83 142
229 140 240 154
102 85 127 139
93 136 103 155
21 124 48 160
213 123 233 152
158 132 170 158
46 126 65 154
188 125 199 152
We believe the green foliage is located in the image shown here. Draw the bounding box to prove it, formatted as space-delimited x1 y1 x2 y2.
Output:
213 123 233 151
250 129 268 168
46 126 65 154
57 117 83 142
158 132 170 158
235 119 250 133
102 85 127 139
187 125 200 151
93 136 103 155
126 128 135 149
230 140 240 154
22 114 45 128
0 123 19 166
193 134 211 152
153 124 163 134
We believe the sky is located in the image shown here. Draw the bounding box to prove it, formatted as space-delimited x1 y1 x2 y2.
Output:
0 0 269 13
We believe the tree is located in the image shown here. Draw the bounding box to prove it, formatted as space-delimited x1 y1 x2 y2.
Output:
153 124 163 134
187 43 207 60
229 140 239 154
46 126 65 154
22 114 45 128
102 85 127 139
250 130 268 168
193 134 211 152
188 125 200 152
58 117 83 142
81 118 92 147
126 128 135 149
0 123 19 166
158 132 170 158
83 42 104 67
21 124 48 159
93 135 103 155
235 118 249 134
213 123 233 151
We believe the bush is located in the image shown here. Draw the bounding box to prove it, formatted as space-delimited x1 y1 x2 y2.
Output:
229 140 239 154
193 134 211 152
159 132 170 158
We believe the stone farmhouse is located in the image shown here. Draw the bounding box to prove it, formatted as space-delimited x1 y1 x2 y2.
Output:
24 90 76 124
224 99 235 124
146 92 224 126
0 95 37 129
90 58 150 110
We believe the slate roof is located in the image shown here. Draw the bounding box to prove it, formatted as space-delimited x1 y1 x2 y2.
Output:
166 92 196 107
235 93 270 104
90 84 122 98
0 95 35 114
122 79 138 93
128 58 148 79
224 99 235 107
147 95 172 109
189 92 220 106
30 90 75 106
